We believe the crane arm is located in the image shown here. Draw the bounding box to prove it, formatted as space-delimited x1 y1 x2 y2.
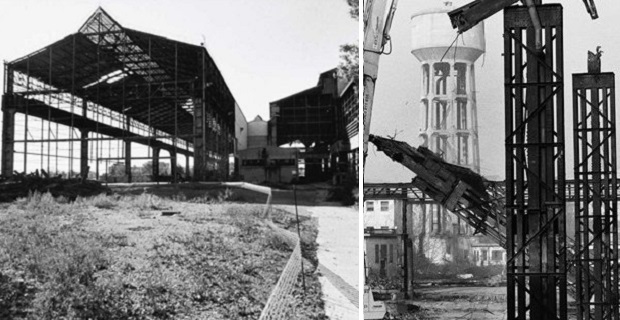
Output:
362 0 397 165
449 0 598 34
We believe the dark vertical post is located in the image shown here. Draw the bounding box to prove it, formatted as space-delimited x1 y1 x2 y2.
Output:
173 43 178 184
185 153 190 180
1 63 15 176
504 5 566 320
170 150 177 183
193 49 207 181
401 189 409 299
152 147 160 180
80 130 89 178
125 140 131 183
573 70 619 320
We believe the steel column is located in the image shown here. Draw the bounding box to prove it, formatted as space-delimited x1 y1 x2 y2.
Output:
573 71 619 320
504 5 566 319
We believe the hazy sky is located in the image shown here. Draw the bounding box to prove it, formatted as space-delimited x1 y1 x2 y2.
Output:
365 0 620 183
0 0 357 121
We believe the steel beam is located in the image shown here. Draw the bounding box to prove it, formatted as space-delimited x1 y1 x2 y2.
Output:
504 5 566 319
573 71 619 320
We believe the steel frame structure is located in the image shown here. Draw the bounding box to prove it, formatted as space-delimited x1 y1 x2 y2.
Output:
573 72 619 320
1 8 235 182
504 4 566 319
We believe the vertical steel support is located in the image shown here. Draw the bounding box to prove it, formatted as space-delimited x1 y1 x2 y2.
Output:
573 71 619 320
152 147 160 179
125 116 131 182
192 50 207 181
401 190 409 299
1 63 15 176
504 5 566 320
173 43 178 184
80 129 89 178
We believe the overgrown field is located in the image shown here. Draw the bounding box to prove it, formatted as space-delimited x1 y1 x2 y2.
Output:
0 191 323 319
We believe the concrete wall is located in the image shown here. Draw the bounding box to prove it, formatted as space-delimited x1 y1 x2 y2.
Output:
235 103 248 151
240 165 296 184
247 115 268 148
364 199 401 229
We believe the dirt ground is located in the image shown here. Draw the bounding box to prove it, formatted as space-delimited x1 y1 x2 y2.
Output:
276 204 359 320
387 285 579 319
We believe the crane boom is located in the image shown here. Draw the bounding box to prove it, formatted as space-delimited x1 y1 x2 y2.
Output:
449 0 598 34
362 0 397 165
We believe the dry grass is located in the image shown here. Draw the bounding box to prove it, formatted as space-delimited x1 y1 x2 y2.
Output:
0 191 311 319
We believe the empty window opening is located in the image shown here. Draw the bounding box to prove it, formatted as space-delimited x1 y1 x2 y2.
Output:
434 62 450 95
433 100 448 130
456 99 467 130
457 134 469 165
380 201 389 211
435 135 448 159
431 204 442 233
366 201 374 212
422 99 429 130
454 63 467 95
422 64 430 95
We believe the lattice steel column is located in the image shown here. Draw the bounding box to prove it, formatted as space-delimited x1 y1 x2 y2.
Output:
504 5 567 319
573 70 619 320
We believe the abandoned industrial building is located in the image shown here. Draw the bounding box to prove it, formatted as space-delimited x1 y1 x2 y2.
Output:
1 7 359 186
1 8 234 182
234 68 358 184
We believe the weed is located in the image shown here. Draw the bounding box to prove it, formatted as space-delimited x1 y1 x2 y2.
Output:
86 193 117 209
21 191 68 215
132 193 166 210
265 231 292 252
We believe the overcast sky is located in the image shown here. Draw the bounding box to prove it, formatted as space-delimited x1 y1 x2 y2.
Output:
0 0 357 121
365 0 620 183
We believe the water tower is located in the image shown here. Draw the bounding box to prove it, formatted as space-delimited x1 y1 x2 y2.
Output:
411 0 484 173
409 1 489 264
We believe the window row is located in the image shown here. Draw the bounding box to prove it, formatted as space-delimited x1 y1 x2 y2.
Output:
421 99 470 131
422 62 469 96
366 200 390 212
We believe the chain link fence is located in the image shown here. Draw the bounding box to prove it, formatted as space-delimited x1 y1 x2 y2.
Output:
258 228 302 320
199 181 304 319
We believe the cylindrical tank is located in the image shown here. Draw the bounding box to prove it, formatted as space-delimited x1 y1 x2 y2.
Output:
247 115 268 148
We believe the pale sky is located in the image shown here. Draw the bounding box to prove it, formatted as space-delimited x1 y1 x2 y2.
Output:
0 0 357 121
365 0 620 183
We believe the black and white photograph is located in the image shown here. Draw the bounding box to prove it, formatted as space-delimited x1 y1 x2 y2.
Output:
0 1 359 319
363 0 620 319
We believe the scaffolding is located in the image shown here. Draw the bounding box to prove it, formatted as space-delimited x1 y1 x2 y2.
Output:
1 8 236 182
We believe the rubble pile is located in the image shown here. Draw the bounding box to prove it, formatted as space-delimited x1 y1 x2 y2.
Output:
0 170 111 202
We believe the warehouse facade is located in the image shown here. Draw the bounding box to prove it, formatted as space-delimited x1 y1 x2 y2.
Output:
1 8 238 182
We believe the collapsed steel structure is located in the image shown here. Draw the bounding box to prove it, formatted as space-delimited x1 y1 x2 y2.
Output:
1 8 235 183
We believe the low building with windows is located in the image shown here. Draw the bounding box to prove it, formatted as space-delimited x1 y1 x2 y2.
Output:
364 197 506 274
364 199 403 279
365 227 400 278
472 242 506 266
